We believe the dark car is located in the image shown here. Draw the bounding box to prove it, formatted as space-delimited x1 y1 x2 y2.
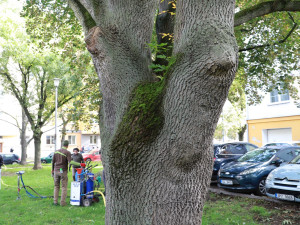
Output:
0 153 20 165
41 152 54 164
211 142 258 181
218 146 300 195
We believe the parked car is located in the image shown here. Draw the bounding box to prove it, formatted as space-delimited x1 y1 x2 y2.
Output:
211 142 258 181
262 143 291 148
41 152 54 164
0 153 20 165
82 149 101 162
266 153 300 202
218 146 300 195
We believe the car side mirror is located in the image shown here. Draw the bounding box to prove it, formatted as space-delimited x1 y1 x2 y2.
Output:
272 159 283 167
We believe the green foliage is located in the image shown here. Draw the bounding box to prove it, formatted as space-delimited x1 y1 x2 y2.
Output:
147 41 174 74
235 10 300 104
21 0 102 128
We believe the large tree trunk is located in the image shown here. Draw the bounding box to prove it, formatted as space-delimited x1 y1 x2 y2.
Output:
20 109 28 165
32 132 42 170
69 0 237 224
238 124 247 141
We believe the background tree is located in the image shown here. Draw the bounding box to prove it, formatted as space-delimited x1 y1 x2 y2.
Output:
0 10 82 169
0 110 33 164
22 0 102 134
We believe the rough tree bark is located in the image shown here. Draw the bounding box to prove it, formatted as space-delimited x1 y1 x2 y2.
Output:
20 109 28 165
69 0 237 224
32 130 42 170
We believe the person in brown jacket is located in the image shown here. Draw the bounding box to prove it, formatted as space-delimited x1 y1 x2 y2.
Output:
52 140 72 206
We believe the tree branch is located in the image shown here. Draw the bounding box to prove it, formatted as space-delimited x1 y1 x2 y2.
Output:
235 0 300 27
67 0 97 34
239 18 298 52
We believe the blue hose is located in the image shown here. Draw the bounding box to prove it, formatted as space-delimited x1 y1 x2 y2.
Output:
20 175 49 199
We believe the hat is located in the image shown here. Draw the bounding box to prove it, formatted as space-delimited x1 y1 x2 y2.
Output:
63 140 69 147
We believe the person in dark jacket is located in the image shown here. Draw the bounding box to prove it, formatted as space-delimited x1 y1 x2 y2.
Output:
70 148 84 181
52 140 71 206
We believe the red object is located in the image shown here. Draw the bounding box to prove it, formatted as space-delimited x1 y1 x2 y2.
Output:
82 149 101 162
76 168 83 174
80 163 86 168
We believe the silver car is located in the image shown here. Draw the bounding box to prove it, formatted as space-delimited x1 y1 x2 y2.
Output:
266 153 300 202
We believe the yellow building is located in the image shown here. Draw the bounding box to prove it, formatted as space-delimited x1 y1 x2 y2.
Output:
247 86 300 147
248 115 300 147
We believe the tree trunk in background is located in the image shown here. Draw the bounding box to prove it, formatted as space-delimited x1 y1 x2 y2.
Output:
238 124 247 141
69 0 237 223
32 132 42 170
20 109 28 165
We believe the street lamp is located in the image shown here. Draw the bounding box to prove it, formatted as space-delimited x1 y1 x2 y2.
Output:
54 78 60 151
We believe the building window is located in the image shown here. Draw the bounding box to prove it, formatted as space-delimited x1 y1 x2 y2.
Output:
270 85 289 103
68 135 76 145
46 136 55 144
90 135 97 144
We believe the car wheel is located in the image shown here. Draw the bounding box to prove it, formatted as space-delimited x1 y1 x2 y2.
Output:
42 160 47 164
12 162 18 165
256 177 267 196
85 158 91 162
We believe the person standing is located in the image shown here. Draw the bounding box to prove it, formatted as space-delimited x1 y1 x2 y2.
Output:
52 140 71 206
0 154 3 190
70 148 84 181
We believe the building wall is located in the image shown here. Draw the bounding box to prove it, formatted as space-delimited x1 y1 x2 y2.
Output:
248 115 300 147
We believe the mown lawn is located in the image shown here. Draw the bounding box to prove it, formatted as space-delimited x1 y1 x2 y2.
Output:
1 163 299 224
0 162 105 225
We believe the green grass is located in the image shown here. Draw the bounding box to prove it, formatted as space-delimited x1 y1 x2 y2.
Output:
202 193 277 225
0 162 106 225
1 165 284 224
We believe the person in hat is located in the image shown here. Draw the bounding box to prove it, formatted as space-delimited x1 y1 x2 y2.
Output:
52 140 71 206
70 147 84 181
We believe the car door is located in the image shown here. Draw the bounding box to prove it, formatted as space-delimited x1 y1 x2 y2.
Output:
93 151 101 161
3 154 13 164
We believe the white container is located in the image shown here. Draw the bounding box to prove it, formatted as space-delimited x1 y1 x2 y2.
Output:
70 181 81 206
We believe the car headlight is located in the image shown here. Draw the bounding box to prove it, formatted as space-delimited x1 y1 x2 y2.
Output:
238 168 258 175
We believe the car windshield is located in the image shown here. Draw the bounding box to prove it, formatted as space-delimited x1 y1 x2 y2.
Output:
238 148 277 163
290 154 300 164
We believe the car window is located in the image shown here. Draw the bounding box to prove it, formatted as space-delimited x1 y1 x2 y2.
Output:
214 145 221 156
223 144 246 155
3 154 13 159
276 149 295 162
245 144 257 151
290 154 300 164
238 149 277 163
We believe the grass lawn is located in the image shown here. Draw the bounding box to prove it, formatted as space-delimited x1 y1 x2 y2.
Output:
1 163 299 224
0 162 105 225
